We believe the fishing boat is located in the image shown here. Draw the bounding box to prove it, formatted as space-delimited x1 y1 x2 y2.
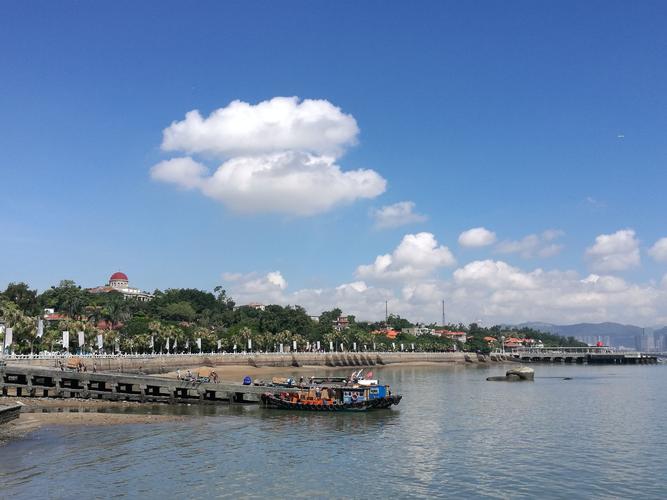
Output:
261 370 402 412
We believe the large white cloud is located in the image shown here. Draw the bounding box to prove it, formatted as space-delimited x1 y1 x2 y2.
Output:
162 97 359 157
458 227 496 248
496 230 564 258
224 264 667 327
151 152 386 215
356 232 456 282
648 237 667 263
371 201 427 229
152 97 386 215
222 231 667 326
586 229 640 272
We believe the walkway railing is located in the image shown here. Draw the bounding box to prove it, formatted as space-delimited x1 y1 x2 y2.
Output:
0 350 459 361
505 346 617 355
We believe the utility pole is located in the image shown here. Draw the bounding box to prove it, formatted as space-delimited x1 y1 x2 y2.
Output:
442 299 445 328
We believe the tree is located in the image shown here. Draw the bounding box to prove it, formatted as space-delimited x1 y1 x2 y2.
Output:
2 282 38 315
103 295 130 330
159 302 196 322
0 299 37 354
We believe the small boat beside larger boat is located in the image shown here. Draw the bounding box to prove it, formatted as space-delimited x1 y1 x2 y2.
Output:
261 370 402 412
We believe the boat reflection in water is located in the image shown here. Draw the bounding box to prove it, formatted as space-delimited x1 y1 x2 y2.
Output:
261 370 402 412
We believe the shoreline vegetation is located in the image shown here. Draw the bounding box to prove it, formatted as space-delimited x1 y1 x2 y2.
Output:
0 280 585 357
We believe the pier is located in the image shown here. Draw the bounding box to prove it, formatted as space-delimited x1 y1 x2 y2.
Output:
0 363 296 405
504 346 658 364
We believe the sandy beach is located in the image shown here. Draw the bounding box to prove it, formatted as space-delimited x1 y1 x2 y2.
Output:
156 359 470 382
158 363 358 382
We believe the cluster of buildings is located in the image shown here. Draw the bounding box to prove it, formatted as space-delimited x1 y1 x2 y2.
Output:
401 326 468 343
634 329 667 352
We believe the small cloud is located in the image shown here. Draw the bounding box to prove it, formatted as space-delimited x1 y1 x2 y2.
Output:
371 201 427 229
458 227 497 248
357 232 456 282
648 237 667 263
585 229 640 272
584 196 607 210
496 230 564 259
222 271 288 304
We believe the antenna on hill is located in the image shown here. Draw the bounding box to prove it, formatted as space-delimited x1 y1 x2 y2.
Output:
442 299 445 328
385 300 388 325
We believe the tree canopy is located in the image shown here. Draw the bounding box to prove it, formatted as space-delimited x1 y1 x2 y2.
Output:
0 279 586 354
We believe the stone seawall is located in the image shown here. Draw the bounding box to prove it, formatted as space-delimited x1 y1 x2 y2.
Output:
4 351 488 374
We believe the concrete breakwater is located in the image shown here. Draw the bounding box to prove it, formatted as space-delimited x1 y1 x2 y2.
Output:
4 351 490 374
1 364 295 404
0 403 22 425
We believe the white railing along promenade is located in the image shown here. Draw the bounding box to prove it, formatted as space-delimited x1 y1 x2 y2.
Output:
0 350 451 361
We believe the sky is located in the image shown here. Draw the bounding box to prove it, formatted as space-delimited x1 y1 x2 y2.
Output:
1 1 666 326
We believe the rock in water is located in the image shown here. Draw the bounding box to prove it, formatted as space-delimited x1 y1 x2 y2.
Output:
487 366 535 382
505 366 535 381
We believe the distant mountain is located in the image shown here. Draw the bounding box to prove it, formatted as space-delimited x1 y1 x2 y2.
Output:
513 322 666 348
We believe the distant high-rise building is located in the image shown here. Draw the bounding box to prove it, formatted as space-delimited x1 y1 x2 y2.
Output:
635 328 655 352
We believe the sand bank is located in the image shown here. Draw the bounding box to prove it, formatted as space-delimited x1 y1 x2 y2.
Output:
0 397 185 445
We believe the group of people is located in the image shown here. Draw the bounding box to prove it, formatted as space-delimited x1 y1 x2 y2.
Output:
176 369 219 383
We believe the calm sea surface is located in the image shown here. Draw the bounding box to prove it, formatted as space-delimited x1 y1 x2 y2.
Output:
1 363 666 499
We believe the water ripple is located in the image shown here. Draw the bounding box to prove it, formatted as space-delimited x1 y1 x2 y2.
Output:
1 364 666 499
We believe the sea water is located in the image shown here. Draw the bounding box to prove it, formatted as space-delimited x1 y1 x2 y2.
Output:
1 363 665 499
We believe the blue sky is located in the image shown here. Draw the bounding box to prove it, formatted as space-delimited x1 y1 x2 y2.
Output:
1 1 666 325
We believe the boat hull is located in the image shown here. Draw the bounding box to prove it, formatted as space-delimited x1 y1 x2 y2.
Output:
261 393 402 412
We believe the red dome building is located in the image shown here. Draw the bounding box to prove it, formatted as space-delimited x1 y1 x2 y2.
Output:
109 272 129 288
87 271 153 302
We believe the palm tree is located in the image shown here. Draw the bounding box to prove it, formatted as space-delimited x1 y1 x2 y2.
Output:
0 300 37 354
62 293 85 320
103 296 130 331
149 320 163 352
